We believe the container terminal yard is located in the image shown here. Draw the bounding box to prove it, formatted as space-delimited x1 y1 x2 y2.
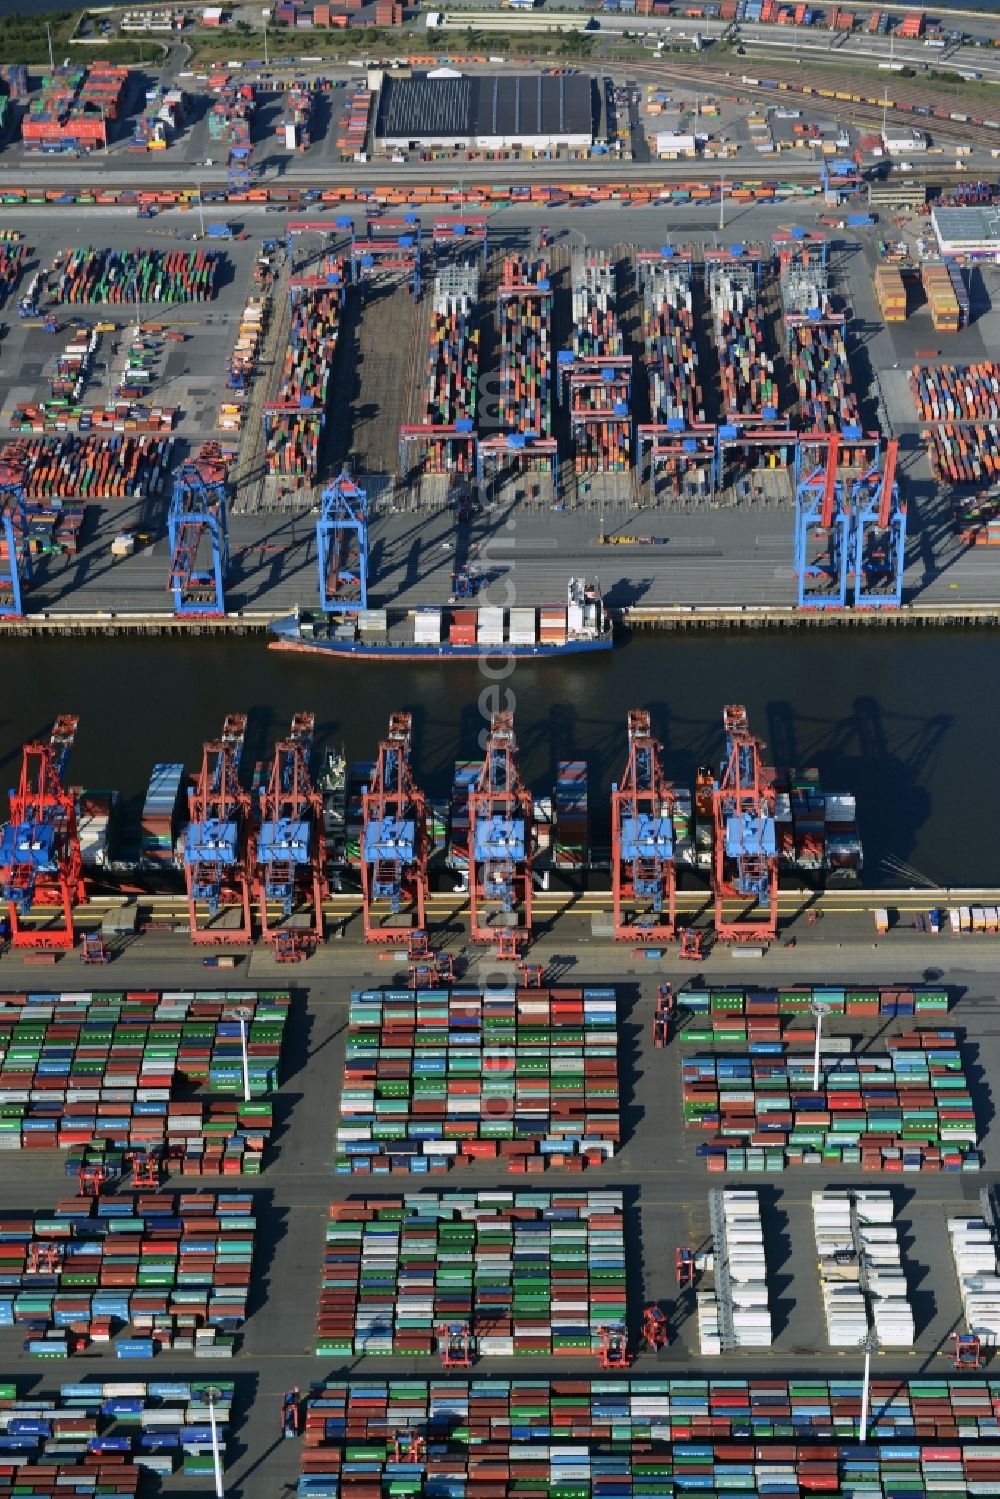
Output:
4 17 1000 1499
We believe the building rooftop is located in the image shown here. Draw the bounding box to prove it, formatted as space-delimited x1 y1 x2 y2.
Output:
932 205 1000 247
376 71 594 141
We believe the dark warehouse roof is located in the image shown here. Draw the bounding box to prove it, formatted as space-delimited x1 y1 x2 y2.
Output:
376 72 594 139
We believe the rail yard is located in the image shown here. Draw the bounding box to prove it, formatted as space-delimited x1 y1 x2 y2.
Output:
2 14 1000 1499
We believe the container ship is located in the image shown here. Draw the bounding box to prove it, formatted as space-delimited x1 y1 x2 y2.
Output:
267 578 613 661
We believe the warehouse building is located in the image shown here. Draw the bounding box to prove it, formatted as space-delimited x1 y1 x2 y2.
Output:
931 205 1000 259
375 71 595 152
654 131 697 159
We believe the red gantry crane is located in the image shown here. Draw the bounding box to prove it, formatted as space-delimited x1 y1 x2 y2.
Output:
254 713 326 946
468 712 534 950
0 715 84 950
183 713 253 947
711 705 778 944
611 711 677 942
361 713 428 944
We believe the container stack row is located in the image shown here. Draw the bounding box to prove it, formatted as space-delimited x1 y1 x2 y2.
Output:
786 319 859 431
0 435 171 501
130 85 187 150
317 1191 626 1357
698 1188 773 1354
11 402 176 437
639 258 704 429
682 1030 978 1172
875 266 907 323
49 329 99 405
565 250 631 473
813 1189 914 1348
21 64 127 152
0 988 288 1168
265 272 344 481
52 248 220 306
0 242 27 307
948 1212 1000 1347
227 295 267 394
420 265 479 475
709 267 776 418
921 262 966 334
680 983 948 1042
910 362 1000 422
335 89 372 159
0 1380 234 1485
297 1374 1000 1455
207 77 255 154
498 256 552 438
278 80 314 152
297 1378 1000 1499
0 1192 255 1357
921 424 1000 485
335 985 620 1173
140 763 186 867
552 760 589 868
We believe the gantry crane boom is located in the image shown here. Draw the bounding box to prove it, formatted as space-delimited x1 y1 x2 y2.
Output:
711 704 778 943
361 712 428 943
183 713 252 946
853 437 906 609
167 459 230 617
0 715 84 949
254 713 326 942
467 712 533 947
611 710 677 941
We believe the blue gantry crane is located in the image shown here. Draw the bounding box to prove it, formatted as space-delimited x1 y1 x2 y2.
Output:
852 438 906 608
793 431 852 609
317 471 368 613
361 712 428 944
611 710 677 942
167 461 230 617
183 713 253 946
712 704 778 944
253 712 326 946
468 711 534 953
0 715 85 951
0 477 32 619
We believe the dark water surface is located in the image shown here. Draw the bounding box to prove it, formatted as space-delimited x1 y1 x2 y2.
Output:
0 627 994 888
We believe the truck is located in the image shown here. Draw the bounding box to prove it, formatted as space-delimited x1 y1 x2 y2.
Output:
206 222 234 239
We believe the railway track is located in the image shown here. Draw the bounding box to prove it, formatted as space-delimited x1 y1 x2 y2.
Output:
633 55 1000 152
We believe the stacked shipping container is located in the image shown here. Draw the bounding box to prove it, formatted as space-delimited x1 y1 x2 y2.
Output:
317 1191 626 1357
682 1030 979 1171
563 250 631 473
0 1381 234 1483
708 263 777 417
140 763 186 866
22 64 127 152
553 760 589 867
265 267 344 480
639 255 704 425
875 266 907 323
0 435 171 501
2 1192 254 1357
922 262 964 334
679 985 949 1043
336 89 371 158
53 247 219 305
335 985 619 1173
498 256 552 437
278 80 314 152
419 265 479 475
0 989 289 1170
